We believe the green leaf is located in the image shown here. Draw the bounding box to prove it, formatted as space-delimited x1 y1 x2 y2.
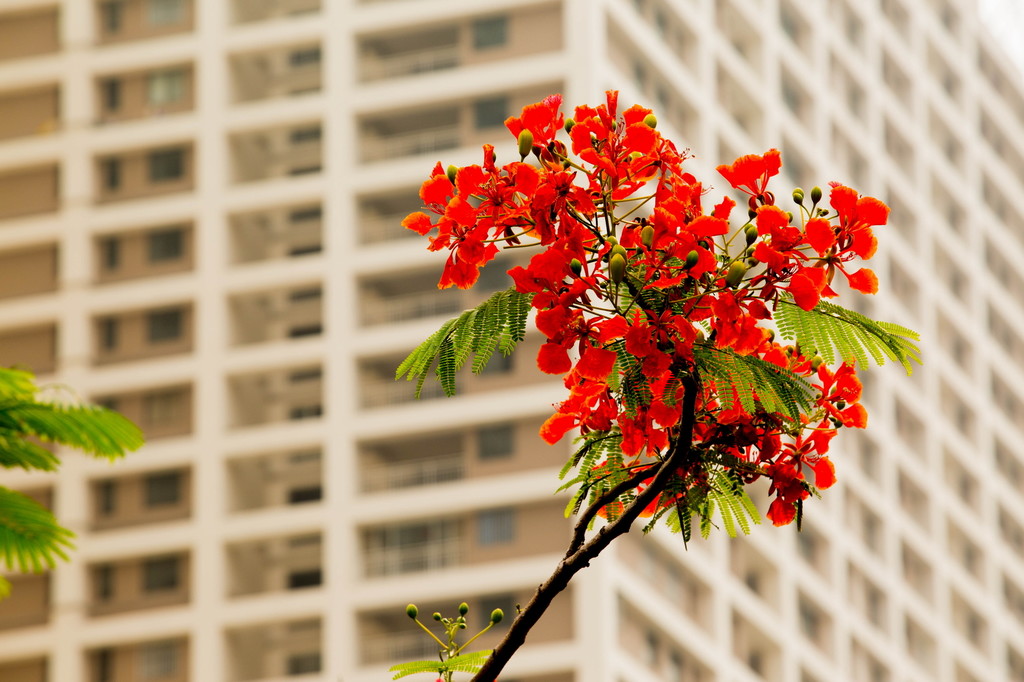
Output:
774 299 921 373
388 650 492 679
694 346 814 422
396 288 534 397
0 487 74 574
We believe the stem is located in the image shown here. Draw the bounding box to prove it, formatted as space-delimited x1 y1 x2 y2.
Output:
470 375 699 681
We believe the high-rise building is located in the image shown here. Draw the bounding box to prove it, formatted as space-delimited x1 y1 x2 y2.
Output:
0 0 1022 681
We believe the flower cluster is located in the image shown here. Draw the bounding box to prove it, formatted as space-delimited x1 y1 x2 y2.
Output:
404 92 890 527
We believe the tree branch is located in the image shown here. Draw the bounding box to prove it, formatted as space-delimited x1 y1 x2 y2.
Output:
471 374 699 681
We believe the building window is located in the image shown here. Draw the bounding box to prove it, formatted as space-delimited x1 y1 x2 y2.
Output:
286 652 321 675
287 569 322 589
100 237 120 270
145 471 182 507
478 424 514 460
102 158 122 191
472 16 508 49
101 2 124 33
478 508 515 546
289 405 323 420
288 486 322 504
147 0 185 26
147 309 183 342
143 389 187 427
148 228 184 262
474 97 508 129
288 324 323 338
142 556 180 592
289 47 322 67
102 79 121 111
96 648 114 682
97 480 117 516
148 149 185 182
146 70 185 107
289 206 322 223
99 318 119 351
290 126 322 144
138 641 178 680
95 564 114 600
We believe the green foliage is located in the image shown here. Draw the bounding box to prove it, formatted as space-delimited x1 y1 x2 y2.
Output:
0 367 143 589
395 287 533 397
653 468 761 541
694 345 814 422
389 651 492 680
775 299 921 373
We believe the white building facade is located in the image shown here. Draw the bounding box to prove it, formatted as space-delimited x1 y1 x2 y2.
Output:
0 0 1022 681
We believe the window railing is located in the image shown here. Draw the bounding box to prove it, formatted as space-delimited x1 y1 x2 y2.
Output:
364 537 461 577
361 379 446 408
361 453 463 492
361 290 462 326
362 125 460 162
361 45 459 81
359 213 420 244
363 631 437 665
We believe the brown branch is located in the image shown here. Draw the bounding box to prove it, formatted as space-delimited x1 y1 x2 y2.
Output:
471 374 699 681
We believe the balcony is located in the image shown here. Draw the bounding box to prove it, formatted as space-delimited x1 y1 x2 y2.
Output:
0 85 60 141
359 419 548 493
87 638 188 682
359 270 462 326
0 574 49 630
0 243 58 300
229 285 322 345
0 6 59 62
0 658 47 682
93 303 193 365
227 533 322 598
228 450 322 511
229 366 323 428
95 224 193 284
230 124 323 183
356 191 424 245
88 552 190 617
226 619 321 681
359 588 573 665
0 324 57 375
0 164 59 221
357 5 563 82
362 500 567 579
359 336 542 409
95 384 193 440
95 64 194 125
91 468 191 531
230 204 322 263
95 144 194 204
232 0 319 23
230 44 321 102
95 0 194 45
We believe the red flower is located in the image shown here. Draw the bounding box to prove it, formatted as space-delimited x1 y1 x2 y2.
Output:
716 149 782 197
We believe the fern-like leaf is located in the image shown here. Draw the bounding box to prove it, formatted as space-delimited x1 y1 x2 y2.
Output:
0 487 73 573
694 346 814 421
775 299 921 373
396 288 534 396
388 650 492 679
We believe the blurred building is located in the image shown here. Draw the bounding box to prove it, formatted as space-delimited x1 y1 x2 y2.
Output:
0 0 1022 681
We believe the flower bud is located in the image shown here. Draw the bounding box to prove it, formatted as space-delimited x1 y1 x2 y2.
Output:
786 211 794 223
406 604 418 619
517 130 534 159
641 225 655 249
459 622 467 629
810 186 823 204
491 608 504 624
836 399 847 410
745 245 756 257
610 244 628 261
810 356 823 371
643 113 658 128
564 118 575 133
433 612 442 621
605 235 618 246
570 258 583 276
745 257 759 267
724 261 748 288
745 225 758 245
446 165 458 184
684 250 699 269
458 602 469 616
609 253 627 284
793 188 805 204
747 208 757 220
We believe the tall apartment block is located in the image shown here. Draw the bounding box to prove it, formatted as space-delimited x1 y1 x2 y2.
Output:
0 0 1022 681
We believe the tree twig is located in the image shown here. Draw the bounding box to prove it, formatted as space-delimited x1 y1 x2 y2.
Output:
471 374 699 681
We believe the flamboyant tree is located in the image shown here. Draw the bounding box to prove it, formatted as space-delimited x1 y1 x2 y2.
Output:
394 91 919 681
